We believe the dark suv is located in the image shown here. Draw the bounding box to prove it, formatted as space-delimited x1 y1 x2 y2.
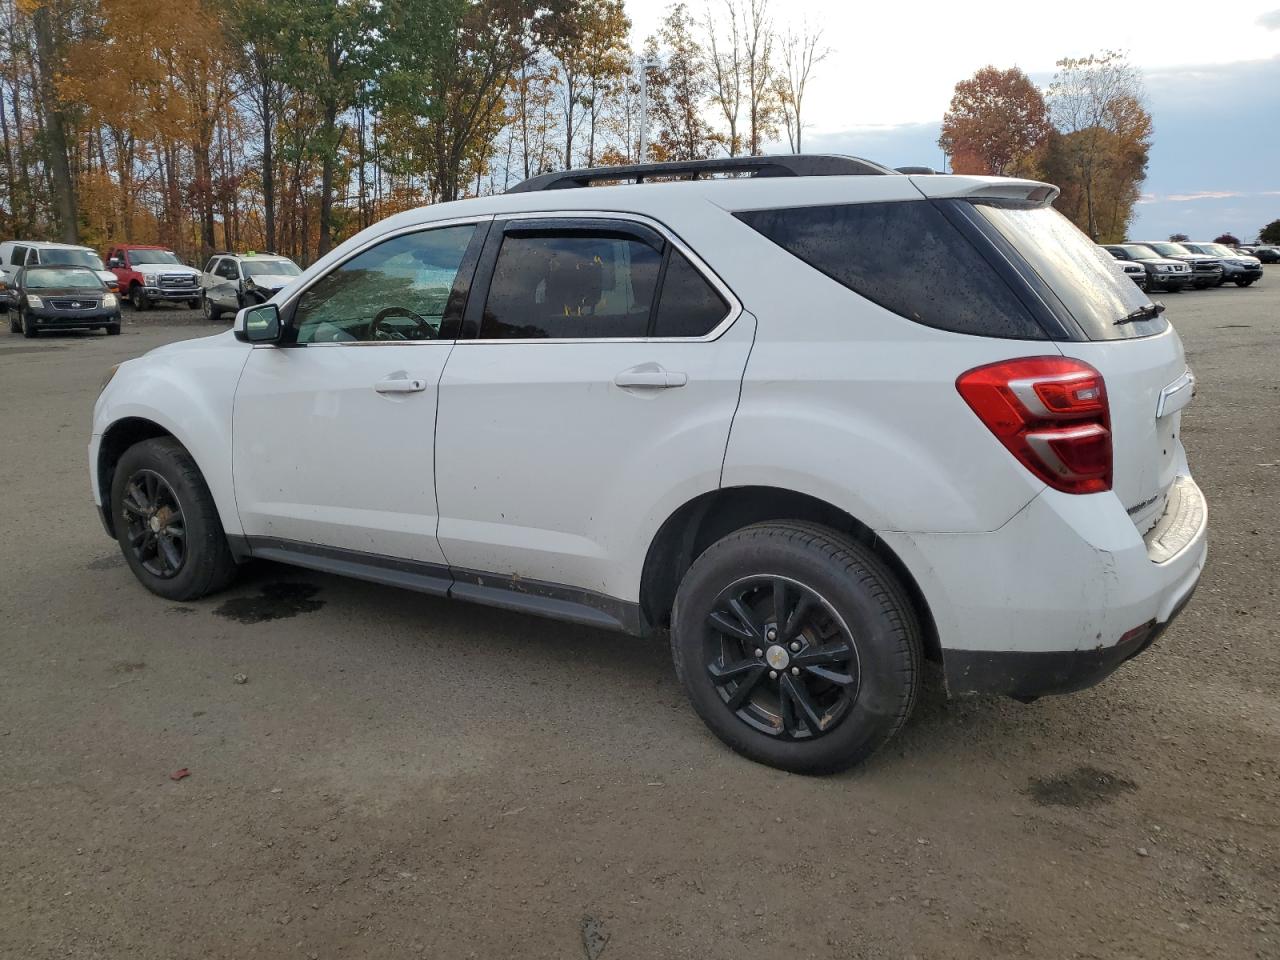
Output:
1103 244 1193 292
1130 241 1223 289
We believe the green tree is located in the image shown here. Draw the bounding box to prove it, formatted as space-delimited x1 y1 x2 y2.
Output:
1260 220 1280 244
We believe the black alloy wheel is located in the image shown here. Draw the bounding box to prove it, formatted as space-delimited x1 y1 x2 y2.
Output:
672 522 921 774
705 576 860 740
110 437 238 600
120 468 187 579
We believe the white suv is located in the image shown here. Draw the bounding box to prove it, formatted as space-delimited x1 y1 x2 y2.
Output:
199 252 303 321
90 156 1207 773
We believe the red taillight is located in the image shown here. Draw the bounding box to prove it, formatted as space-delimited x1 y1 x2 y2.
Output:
956 356 1112 494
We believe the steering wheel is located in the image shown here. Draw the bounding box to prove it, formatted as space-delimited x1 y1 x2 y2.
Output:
370 306 437 341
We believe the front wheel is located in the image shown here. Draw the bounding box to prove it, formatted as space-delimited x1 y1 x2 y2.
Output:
20 309 37 338
7 308 17 333
188 298 200 309
1236 279 1254 287
671 522 922 774
202 295 222 322
131 286 149 311
105 321 121 335
110 437 238 601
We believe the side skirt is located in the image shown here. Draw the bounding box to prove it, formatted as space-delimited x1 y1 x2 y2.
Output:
232 536 646 636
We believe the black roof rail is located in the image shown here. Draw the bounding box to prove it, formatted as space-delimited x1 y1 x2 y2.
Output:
506 154 896 193
895 165 937 175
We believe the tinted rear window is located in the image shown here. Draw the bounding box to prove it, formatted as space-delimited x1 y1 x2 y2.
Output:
735 200 1046 339
973 202 1167 341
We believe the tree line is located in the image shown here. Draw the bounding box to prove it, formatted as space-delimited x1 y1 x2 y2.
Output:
2 0 825 265
938 52 1153 243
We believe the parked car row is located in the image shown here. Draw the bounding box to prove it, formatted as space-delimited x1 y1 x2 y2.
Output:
1103 240 1264 292
2 236 304 335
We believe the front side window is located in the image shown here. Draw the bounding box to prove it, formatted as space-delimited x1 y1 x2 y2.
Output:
481 232 662 339
243 258 301 278
204 258 219 274
293 224 476 344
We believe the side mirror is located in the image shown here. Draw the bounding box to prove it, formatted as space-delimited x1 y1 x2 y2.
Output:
235 302 283 343
107 258 121 268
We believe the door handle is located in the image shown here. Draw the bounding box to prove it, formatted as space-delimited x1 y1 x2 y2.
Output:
374 377 427 394
614 366 688 389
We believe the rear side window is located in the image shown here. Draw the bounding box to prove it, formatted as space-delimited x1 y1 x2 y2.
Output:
653 250 729 337
736 201 1045 339
481 233 662 339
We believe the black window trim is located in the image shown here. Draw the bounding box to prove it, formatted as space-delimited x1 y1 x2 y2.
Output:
273 215 494 347
460 210 740 344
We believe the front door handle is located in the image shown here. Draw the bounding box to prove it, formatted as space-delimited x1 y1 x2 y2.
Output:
614 365 688 389
374 377 427 394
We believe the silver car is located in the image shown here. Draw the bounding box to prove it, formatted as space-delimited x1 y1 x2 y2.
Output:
199 252 302 321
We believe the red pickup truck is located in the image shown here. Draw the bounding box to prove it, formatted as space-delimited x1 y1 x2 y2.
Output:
105 244 202 311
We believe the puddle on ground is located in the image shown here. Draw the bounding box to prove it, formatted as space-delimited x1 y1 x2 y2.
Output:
168 606 197 616
213 582 324 624
1027 765 1136 808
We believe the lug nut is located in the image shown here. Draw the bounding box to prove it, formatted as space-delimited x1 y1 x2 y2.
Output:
789 641 800 652
791 667 800 676
754 648 763 658
766 628 777 641
768 670 778 680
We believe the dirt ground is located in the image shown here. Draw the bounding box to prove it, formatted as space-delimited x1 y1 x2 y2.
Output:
1 282 1276 960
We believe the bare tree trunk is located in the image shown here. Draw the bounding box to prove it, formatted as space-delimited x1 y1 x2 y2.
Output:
31 3 76 242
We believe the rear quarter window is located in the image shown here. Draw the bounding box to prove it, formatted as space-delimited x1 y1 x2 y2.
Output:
735 200 1047 339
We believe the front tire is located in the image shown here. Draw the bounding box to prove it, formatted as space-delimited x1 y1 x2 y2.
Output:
20 309 37 338
105 321 121 335
202 295 222 322
110 437 238 601
188 298 200 309
131 286 149 311
1236 279 1254 287
671 522 922 774
7 308 18 333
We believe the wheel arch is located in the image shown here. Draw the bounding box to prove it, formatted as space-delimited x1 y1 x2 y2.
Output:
639 485 940 662
96 417 178 537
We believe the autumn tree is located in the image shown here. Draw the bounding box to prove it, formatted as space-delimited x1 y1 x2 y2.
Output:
1213 233 1239 246
775 22 827 153
1046 51 1151 240
938 66 1048 177
643 3 716 162
24 0 82 241
705 0 778 156
545 0 630 168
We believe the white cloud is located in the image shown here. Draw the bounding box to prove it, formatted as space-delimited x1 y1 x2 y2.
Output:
1165 191 1243 202
1259 9 1280 29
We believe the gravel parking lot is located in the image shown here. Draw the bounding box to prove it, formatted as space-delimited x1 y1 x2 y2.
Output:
1 283 1276 960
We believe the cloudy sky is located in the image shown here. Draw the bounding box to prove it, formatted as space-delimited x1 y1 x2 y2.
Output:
627 0 1280 240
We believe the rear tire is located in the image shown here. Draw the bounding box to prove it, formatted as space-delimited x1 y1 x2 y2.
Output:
110 437 238 601
671 522 922 774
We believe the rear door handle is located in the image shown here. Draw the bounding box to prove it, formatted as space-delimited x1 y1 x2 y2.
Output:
614 366 688 389
375 377 427 394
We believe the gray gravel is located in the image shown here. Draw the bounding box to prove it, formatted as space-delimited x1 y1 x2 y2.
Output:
1 284 1276 959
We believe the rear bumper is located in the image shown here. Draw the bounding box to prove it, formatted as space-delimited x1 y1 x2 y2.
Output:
880 473 1208 699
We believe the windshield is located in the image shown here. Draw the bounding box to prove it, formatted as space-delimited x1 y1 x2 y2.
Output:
1117 244 1159 259
1205 244 1237 257
25 266 103 290
974 202 1166 341
38 248 104 270
242 258 301 278
1146 242 1190 257
129 249 182 265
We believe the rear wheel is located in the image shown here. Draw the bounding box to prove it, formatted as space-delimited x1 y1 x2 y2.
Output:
110 437 237 601
671 522 922 774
